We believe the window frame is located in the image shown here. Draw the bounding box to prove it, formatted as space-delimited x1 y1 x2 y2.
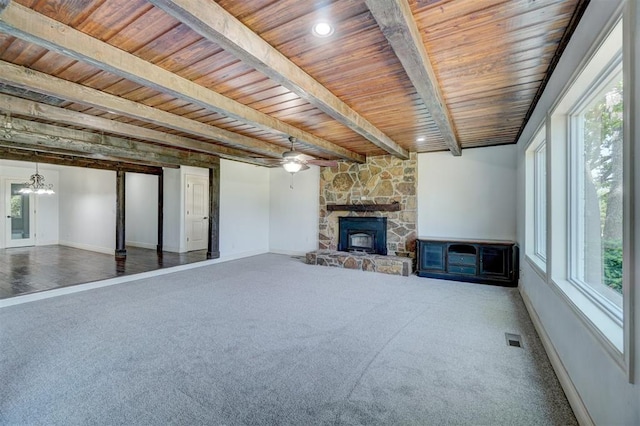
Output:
525 124 548 275
533 141 547 263
545 16 627 364
566 56 623 325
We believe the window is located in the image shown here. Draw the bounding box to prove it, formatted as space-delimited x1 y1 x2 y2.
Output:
525 126 547 271
547 18 625 353
569 59 623 318
533 142 547 262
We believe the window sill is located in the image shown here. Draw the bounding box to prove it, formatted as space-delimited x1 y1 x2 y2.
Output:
525 254 547 281
549 277 625 370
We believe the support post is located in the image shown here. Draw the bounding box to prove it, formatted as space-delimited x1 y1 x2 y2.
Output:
207 160 220 259
157 168 164 253
115 170 126 259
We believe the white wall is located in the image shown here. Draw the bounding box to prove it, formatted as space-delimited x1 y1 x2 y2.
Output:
516 1 639 425
0 160 59 248
269 167 319 255
417 145 517 241
152 162 273 258
219 160 270 259
59 167 115 254
126 172 158 249
0 159 277 262
162 167 182 252
162 166 209 253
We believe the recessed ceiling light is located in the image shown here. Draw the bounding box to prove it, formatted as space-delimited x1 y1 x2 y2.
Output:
312 21 334 37
416 136 426 142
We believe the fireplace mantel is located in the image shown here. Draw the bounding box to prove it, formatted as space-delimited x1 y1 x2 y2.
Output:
326 203 401 212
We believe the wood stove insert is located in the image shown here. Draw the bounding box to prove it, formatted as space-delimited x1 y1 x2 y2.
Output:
338 216 387 255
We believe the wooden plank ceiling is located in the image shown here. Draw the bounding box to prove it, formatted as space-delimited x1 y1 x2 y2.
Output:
0 0 586 171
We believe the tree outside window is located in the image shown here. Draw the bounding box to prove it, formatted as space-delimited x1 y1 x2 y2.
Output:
578 72 623 297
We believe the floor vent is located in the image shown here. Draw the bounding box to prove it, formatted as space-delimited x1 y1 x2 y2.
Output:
505 333 523 348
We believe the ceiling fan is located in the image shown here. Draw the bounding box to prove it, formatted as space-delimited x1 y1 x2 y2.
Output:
259 136 338 174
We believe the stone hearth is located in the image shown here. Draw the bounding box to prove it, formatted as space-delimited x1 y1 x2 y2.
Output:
306 250 413 277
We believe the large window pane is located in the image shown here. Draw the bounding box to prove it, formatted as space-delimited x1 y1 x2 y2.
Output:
571 68 623 310
534 143 547 261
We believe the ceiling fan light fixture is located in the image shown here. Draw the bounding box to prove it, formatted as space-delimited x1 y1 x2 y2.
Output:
312 21 334 37
283 160 303 174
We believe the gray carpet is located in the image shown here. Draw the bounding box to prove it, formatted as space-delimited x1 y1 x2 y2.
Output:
0 253 575 425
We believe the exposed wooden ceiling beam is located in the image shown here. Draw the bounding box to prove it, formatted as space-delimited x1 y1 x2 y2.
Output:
148 0 409 160
0 61 285 160
365 0 461 156
0 93 271 167
0 114 224 169
0 2 364 162
0 147 164 175
0 139 178 169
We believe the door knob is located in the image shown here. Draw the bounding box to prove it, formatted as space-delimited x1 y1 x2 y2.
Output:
6 216 10 218
203 217 208 219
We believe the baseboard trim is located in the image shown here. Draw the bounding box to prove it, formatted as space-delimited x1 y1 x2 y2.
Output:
59 240 113 255
218 249 269 262
269 249 308 257
162 244 181 253
519 288 595 426
126 241 157 250
35 240 59 247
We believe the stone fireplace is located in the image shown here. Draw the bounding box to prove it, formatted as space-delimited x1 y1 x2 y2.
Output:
319 153 417 256
306 153 417 276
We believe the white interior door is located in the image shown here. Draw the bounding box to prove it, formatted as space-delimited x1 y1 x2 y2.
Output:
5 180 35 248
185 175 209 251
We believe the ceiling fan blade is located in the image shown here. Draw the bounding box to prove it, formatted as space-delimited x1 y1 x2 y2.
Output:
306 159 338 167
253 158 284 165
296 153 315 161
300 164 310 171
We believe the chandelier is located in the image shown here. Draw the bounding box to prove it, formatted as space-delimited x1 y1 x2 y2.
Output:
18 163 55 195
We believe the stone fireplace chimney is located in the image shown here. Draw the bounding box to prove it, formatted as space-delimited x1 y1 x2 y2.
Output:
318 153 417 259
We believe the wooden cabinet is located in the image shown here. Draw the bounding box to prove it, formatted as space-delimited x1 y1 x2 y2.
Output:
416 238 519 287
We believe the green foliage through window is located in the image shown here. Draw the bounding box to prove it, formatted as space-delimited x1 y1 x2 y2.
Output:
603 240 622 292
10 195 22 218
582 76 623 294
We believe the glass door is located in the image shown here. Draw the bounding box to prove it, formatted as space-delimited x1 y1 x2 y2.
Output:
5 181 35 248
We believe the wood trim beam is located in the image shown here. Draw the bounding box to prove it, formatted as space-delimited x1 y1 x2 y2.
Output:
0 138 180 169
0 61 285 161
157 169 164 253
365 0 462 156
0 92 272 167
0 147 163 175
148 0 409 159
115 170 126 258
207 164 220 260
0 2 364 162
0 114 223 169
